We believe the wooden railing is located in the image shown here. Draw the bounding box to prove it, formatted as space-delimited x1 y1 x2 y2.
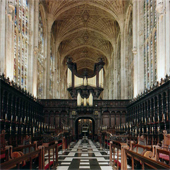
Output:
0 133 74 169
131 143 152 153
0 149 42 170
13 143 37 153
124 149 170 170
110 139 170 170
109 140 128 170
43 142 58 170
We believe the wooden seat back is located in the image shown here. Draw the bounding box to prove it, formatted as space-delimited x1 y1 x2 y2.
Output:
0 134 6 151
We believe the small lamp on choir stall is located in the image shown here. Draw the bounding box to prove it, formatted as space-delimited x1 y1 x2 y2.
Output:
10 125 12 134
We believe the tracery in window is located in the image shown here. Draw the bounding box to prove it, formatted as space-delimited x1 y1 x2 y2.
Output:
14 0 29 90
144 0 157 89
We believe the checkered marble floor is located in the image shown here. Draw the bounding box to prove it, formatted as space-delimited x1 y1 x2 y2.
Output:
56 138 113 170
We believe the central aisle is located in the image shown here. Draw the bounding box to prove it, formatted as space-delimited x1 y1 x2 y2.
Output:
56 138 113 170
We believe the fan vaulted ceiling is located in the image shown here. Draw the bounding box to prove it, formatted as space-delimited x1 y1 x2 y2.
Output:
44 0 129 76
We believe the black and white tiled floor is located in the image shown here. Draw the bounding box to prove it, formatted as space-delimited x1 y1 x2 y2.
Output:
56 138 113 170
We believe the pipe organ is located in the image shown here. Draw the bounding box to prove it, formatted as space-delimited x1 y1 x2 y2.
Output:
67 58 105 106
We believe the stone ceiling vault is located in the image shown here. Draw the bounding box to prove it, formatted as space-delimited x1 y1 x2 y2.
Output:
45 0 128 76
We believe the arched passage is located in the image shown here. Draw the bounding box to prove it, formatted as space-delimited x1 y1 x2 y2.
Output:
75 117 95 140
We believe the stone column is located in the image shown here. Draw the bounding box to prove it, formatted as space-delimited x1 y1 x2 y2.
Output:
54 50 57 98
56 51 61 98
114 42 118 99
165 0 170 75
112 50 114 99
0 0 6 74
119 16 127 99
156 0 166 81
109 64 112 99
6 0 15 80
28 0 35 94
32 0 39 97
53 41 56 98
46 15 53 99
133 0 138 97
137 0 144 94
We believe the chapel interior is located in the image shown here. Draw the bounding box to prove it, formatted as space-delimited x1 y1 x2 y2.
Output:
0 0 170 170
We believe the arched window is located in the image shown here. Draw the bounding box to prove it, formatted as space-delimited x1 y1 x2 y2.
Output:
144 0 157 89
14 0 29 90
37 10 45 98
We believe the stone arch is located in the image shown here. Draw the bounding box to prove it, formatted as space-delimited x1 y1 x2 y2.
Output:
74 115 95 140
125 4 132 34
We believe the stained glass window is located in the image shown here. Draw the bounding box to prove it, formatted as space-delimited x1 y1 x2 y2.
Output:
37 10 45 98
144 0 157 89
14 0 29 90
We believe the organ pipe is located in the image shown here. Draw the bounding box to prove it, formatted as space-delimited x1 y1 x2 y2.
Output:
77 92 81 106
89 92 93 106
99 68 104 88
67 68 72 87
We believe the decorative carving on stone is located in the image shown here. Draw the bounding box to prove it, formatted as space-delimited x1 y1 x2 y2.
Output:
34 47 39 55
8 0 15 21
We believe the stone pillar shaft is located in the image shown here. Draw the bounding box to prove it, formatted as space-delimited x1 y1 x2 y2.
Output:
0 0 6 74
